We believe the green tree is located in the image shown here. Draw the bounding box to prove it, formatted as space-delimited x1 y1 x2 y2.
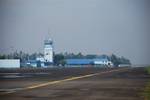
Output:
110 54 131 66
85 54 97 59
54 53 66 66
110 54 120 66
0 54 6 59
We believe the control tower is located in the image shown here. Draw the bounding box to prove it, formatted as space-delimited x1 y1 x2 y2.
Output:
44 38 53 65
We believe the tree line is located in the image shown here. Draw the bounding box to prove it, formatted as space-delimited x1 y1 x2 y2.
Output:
0 51 131 66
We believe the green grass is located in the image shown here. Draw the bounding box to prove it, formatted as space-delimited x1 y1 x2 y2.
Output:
146 66 150 75
143 82 150 100
143 66 150 100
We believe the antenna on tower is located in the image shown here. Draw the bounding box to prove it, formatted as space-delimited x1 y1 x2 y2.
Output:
48 28 50 37
47 28 53 41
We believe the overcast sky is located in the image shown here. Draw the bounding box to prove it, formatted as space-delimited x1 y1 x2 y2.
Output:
0 0 150 64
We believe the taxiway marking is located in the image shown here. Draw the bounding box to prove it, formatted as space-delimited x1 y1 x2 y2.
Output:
0 68 128 95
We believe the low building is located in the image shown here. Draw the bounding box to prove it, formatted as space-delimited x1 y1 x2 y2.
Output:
66 58 113 66
26 60 37 67
0 59 20 68
24 60 45 68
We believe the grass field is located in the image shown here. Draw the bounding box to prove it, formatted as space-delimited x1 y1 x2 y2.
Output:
146 66 150 74
143 66 150 100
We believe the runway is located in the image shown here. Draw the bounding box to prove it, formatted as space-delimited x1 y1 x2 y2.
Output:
0 67 149 100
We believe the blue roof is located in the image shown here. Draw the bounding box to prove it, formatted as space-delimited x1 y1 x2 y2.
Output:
66 59 93 65
93 58 108 61
66 58 109 65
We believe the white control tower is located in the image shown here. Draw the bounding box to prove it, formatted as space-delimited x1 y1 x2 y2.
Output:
44 38 53 64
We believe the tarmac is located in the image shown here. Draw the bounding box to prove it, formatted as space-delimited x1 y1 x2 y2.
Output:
0 67 149 100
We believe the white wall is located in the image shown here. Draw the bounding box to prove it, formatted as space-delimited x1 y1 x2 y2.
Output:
0 59 20 68
44 47 53 63
94 60 113 66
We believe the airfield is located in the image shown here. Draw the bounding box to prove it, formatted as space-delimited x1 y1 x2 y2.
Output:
0 66 149 100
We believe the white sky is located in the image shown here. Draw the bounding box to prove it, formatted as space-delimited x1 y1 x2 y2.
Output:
0 0 150 64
